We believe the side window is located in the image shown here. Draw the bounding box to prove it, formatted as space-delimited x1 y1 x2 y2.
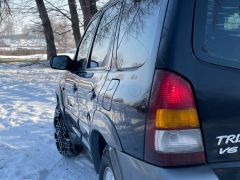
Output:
88 3 121 69
116 1 162 70
77 16 99 62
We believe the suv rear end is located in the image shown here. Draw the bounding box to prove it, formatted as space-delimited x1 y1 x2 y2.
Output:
115 0 240 179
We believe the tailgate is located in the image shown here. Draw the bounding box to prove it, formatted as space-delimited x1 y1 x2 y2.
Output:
194 0 240 163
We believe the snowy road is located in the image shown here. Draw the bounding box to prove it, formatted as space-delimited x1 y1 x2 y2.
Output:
0 63 98 180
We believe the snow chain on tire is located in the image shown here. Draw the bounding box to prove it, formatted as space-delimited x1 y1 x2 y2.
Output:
54 106 80 157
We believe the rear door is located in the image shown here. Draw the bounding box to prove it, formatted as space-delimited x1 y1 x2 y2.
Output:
98 0 166 158
76 2 122 149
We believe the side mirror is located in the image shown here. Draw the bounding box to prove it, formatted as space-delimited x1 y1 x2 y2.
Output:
50 55 72 70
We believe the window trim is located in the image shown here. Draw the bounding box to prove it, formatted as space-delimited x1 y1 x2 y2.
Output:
86 1 123 72
74 14 101 66
194 0 240 70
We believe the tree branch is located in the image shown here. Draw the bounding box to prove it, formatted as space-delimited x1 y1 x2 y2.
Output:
44 0 71 21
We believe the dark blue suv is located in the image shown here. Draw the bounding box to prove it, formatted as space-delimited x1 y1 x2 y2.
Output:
50 0 240 179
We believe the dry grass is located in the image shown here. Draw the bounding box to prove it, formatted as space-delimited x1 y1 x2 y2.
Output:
0 49 46 56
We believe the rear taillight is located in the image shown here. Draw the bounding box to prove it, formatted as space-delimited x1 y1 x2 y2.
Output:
145 70 205 167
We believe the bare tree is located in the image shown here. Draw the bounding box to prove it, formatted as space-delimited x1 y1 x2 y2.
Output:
0 0 11 22
35 0 56 60
68 0 81 47
0 17 14 35
52 19 75 50
79 0 98 29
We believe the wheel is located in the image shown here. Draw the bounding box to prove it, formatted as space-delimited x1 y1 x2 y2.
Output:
99 147 116 180
54 105 82 157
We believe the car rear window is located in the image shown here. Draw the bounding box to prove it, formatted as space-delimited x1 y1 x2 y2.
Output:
194 0 240 69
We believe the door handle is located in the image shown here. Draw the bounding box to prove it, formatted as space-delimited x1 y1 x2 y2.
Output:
90 88 96 100
72 84 78 92
87 113 91 122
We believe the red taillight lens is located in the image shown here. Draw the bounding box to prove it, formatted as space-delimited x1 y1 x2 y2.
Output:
159 72 195 109
145 70 205 167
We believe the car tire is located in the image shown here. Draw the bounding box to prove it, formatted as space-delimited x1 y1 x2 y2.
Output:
54 105 82 157
99 146 116 180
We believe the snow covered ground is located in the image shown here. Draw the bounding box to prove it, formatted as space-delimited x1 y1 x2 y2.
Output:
0 63 98 180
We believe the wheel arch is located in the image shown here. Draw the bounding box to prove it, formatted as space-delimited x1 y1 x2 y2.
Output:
90 110 122 172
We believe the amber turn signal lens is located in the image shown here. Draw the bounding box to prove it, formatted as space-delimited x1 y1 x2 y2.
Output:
156 108 199 129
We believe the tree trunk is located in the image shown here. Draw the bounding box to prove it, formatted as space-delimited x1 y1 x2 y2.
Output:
0 0 11 22
35 0 57 60
68 0 81 47
79 0 97 29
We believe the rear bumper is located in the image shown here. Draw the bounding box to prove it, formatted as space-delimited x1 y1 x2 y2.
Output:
114 150 218 180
